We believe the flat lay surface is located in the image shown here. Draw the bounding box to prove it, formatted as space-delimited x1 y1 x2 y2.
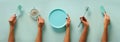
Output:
0 0 120 42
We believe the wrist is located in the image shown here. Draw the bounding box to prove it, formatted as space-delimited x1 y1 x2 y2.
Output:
83 24 89 28
84 25 89 28
104 23 109 27
10 25 15 27
66 27 70 31
84 26 88 29
10 26 14 30
38 26 43 29
66 26 70 29
104 25 108 29
66 24 70 28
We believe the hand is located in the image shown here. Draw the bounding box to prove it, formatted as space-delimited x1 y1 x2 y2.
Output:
80 16 89 28
66 14 71 28
37 16 44 28
104 14 110 27
9 14 16 28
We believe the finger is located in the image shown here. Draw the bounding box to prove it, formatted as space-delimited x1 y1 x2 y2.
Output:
12 14 16 18
9 14 16 21
104 12 108 16
9 15 15 22
13 14 16 20
9 18 13 22
104 14 108 18
80 17 84 22
81 17 87 23
104 14 106 16
37 16 40 22
66 18 67 19
80 16 84 19
105 14 109 17
14 19 16 23
67 14 69 17
80 17 82 20
82 17 87 21
80 17 82 19
66 14 70 20
67 14 70 18
12 14 16 16
80 16 84 20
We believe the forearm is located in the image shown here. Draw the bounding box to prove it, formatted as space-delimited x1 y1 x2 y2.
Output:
8 26 15 42
36 27 42 42
64 27 70 42
79 26 88 42
102 25 108 42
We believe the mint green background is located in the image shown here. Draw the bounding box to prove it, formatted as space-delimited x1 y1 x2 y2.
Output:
0 0 120 42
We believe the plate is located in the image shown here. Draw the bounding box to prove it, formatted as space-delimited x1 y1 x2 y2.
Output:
49 9 67 28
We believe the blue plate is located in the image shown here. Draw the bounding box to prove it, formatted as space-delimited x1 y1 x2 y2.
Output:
49 9 67 28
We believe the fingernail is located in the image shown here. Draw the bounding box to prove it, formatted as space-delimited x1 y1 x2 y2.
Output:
66 18 67 19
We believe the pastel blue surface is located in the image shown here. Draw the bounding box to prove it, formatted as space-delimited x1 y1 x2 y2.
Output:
49 9 67 28
0 0 120 42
